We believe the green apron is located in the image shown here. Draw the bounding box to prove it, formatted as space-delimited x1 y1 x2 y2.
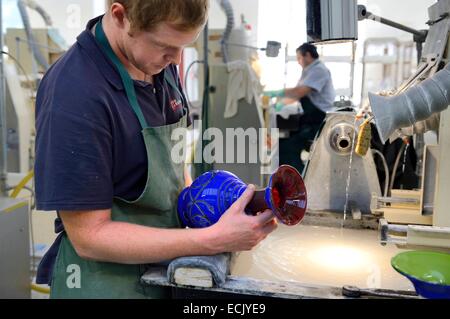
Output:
50 20 187 299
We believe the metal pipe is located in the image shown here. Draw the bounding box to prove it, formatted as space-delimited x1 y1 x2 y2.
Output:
358 4 427 63
380 219 407 245
224 42 260 50
17 0 50 71
22 0 52 26
194 22 213 176
0 0 8 196
223 41 281 58
377 197 420 204
416 41 423 64
369 15 425 38
358 5 426 38
218 0 234 64
388 224 408 233
203 22 209 100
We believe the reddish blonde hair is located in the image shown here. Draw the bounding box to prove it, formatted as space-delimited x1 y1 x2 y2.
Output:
108 0 209 32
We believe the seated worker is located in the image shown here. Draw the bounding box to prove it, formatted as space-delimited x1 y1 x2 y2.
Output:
265 43 336 173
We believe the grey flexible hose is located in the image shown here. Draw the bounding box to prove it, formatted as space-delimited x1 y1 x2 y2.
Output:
388 142 406 197
372 149 389 197
17 0 50 71
218 0 235 64
23 0 52 26
370 63 450 142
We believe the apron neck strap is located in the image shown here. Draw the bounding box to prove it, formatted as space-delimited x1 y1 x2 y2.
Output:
95 19 149 129
95 19 185 129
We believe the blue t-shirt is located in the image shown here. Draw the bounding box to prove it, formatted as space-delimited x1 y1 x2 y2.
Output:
35 16 191 212
297 59 336 113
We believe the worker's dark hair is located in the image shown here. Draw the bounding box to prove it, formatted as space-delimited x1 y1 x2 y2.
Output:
296 43 319 59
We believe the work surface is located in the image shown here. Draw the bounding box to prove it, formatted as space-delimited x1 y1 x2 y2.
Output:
142 223 418 298
231 224 414 292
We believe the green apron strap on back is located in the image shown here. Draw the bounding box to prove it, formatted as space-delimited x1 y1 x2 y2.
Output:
95 20 149 129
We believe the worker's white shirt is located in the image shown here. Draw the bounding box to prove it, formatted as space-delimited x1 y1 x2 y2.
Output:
297 59 336 113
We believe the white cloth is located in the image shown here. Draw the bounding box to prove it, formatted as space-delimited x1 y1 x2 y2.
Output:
276 103 303 120
224 60 263 119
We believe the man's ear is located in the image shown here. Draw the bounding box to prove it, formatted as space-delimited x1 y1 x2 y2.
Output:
110 3 128 30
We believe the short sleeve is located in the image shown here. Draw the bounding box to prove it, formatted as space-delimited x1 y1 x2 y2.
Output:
35 99 113 211
301 67 330 93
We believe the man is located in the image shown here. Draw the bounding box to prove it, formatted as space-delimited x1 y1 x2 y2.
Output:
266 43 336 173
35 0 277 299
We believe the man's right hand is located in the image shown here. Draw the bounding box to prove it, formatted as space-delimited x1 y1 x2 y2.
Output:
208 185 278 252
275 101 285 112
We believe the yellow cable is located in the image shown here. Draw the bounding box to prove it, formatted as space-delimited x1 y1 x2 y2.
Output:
31 283 50 295
8 172 46 296
10 170 34 199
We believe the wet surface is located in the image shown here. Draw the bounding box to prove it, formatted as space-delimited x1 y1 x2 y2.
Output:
231 224 414 291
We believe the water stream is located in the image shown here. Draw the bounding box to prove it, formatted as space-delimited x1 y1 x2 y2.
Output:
342 118 359 225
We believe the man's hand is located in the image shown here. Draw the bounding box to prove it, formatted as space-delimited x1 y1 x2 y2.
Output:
208 185 278 252
274 101 285 112
59 186 278 264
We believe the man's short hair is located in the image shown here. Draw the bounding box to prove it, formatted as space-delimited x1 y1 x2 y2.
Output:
296 43 319 59
108 0 209 32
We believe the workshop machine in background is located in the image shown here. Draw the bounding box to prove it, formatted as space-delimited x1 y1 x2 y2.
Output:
307 0 450 250
0 0 66 298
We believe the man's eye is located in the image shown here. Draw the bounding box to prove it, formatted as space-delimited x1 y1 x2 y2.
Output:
155 43 169 49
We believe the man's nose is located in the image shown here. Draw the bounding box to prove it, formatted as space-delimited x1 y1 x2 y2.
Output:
166 48 183 65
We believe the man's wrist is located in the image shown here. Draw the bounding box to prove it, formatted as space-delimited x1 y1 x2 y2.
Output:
264 89 285 98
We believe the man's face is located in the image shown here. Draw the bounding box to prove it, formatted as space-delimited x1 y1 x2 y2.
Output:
121 21 202 76
296 51 312 69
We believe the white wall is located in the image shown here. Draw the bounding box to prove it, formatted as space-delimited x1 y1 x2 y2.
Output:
255 0 438 95
256 0 307 89
28 0 107 45
3 0 105 46
208 0 259 31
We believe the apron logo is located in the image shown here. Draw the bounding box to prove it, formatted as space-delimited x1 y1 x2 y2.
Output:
170 98 183 112
66 264 81 289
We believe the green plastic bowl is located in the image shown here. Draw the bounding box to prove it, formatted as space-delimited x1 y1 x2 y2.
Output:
391 251 450 299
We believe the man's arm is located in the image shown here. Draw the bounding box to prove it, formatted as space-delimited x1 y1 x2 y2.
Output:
283 86 312 100
60 209 213 264
60 185 277 264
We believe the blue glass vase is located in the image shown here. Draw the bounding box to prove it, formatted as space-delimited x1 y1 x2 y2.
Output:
178 165 307 228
